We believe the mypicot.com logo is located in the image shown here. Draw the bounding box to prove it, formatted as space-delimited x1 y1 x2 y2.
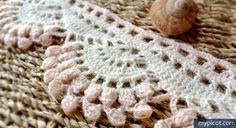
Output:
194 119 236 128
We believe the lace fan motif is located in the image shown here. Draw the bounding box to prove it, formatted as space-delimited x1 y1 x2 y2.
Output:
1 0 235 126
40 0 236 126
0 0 67 50
42 35 199 127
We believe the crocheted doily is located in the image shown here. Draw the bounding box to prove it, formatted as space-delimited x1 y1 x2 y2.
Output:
2 0 231 126
40 0 236 126
0 0 67 50
43 34 201 127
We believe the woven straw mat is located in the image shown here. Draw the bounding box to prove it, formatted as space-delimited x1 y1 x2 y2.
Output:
0 0 235 127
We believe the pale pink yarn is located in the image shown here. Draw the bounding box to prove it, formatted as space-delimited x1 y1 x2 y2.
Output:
0 0 67 50
42 37 201 126
48 78 68 100
130 100 153 119
61 95 81 116
45 45 62 57
135 83 154 99
154 97 198 128
103 106 126 126
84 83 102 102
17 37 32 50
40 0 236 126
99 87 118 106
71 75 91 95
154 108 197 128
82 99 102 121
118 89 137 108
43 69 60 84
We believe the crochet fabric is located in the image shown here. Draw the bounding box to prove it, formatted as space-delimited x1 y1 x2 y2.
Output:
42 35 199 127
2 0 236 127
0 0 67 50
44 0 236 122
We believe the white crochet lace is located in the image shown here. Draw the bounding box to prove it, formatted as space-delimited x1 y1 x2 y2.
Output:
2 0 236 127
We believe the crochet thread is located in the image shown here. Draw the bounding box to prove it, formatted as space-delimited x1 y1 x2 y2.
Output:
42 34 200 126
0 0 67 50
17 0 236 126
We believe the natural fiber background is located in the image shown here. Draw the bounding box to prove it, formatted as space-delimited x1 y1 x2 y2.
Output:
0 0 235 127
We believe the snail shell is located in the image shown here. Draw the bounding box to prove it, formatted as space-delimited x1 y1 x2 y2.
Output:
150 0 198 35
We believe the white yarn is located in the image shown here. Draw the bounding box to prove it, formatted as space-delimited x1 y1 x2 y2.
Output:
40 0 236 123
3 0 235 126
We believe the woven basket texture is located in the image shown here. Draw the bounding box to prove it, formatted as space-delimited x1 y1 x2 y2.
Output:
0 0 235 127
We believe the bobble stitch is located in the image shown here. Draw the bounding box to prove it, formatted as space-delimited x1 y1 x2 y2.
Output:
58 51 77 62
43 68 59 84
41 56 58 69
58 67 81 83
18 25 31 37
61 95 81 116
17 37 32 50
61 42 80 52
48 78 68 100
39 33 53 47
99 87 117 106
82 99 102 121
58 59 77 72
103 106 126 126
45 45 62 57
30 25 44 41
71 75 91 95
4 33 17 47
84 83 102 102
130 100 153 119
118 89 136 107
135 83 154 99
